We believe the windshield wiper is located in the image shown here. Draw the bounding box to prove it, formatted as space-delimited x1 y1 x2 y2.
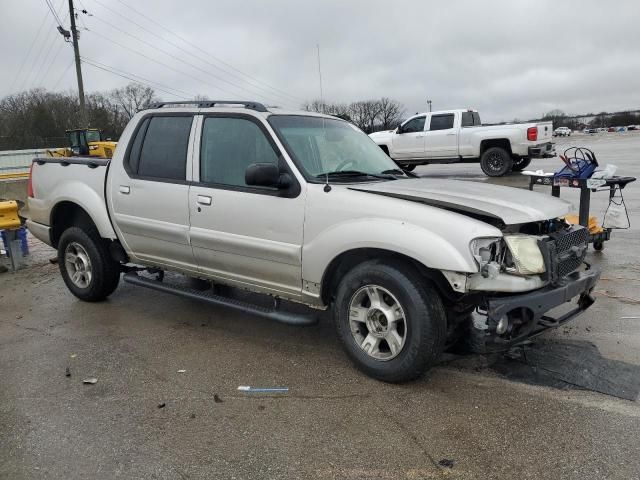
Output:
315 170 396 180
381 168 417 178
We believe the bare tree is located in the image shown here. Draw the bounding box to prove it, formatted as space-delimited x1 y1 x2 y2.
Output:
378 97 404 130
111 83 158 119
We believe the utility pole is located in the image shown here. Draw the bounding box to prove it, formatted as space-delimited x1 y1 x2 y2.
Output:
68 0 86 125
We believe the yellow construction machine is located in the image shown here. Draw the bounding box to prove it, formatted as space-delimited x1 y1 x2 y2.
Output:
46 128 117 159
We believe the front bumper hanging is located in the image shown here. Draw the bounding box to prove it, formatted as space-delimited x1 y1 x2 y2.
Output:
483 268 600 347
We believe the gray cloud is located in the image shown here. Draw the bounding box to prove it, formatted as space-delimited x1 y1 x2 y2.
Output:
3 0 639 122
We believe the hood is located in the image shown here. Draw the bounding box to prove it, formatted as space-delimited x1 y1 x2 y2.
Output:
349 178 572 225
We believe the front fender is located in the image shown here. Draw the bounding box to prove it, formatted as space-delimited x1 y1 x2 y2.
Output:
302 218 480 285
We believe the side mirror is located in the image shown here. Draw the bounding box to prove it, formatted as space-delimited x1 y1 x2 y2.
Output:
245 163 291 189
396 125 403 134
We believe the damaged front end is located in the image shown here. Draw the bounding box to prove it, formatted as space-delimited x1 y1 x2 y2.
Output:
466 219 600 349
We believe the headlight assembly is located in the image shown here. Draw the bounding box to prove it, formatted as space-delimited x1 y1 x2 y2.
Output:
503 235 546 275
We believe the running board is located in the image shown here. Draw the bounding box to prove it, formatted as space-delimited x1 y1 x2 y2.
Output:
122 273 318 327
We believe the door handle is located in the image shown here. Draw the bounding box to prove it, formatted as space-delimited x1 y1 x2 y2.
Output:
119 185 130 194
415 135 425 138
197 195 212 206
446 133 456 136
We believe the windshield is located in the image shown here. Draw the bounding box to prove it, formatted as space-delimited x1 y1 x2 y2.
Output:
268 115 402 181
85 130 101 143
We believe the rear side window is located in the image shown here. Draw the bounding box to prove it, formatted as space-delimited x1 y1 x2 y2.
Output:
135 116 193 180
429 114 454 131
200 116 279 188
461 111 481 127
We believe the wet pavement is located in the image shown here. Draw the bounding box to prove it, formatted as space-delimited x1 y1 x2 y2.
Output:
1 132 639 479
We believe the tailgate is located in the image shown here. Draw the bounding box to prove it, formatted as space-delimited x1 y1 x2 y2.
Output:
536 122 553 142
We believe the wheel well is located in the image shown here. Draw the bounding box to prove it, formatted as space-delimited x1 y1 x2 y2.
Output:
50 202 97 248
480 139 512 156
320 248 457 305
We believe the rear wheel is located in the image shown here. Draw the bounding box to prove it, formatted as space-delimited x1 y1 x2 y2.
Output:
333 260 446 382
511 157 532 171
480 147 513 177
58 227 120 302
400 164 417 172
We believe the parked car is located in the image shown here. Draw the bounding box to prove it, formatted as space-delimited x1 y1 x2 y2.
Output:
608 127 616 132
627 125 638 131
553 127 572 137
368 109 554 177
26 100 600 382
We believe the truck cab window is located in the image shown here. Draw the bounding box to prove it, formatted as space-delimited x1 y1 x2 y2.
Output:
137 116 193 180
461 111 481 127
401 116 425 133
200 117 279 188
429 114 454 131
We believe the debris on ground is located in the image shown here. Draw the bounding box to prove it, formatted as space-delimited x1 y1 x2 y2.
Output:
82 377 97 384
438 459 454 468
48 257 58 264
213 394 223 403
177 369 186 373
237 386 289 393
65 367 71 377
157 402 166 409
190 413 196 419
0 264 7 273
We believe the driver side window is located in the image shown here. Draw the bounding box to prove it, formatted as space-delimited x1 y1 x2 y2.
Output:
401 116 426 134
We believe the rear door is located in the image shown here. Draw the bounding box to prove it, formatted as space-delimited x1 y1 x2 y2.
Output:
188 114 305 297
424 113 458 158
391 115 426 158
108 114 198 272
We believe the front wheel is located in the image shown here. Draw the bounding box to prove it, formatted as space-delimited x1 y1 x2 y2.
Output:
58 227 121 302
480 147 513 177
333 260 446 382
400 164 417 172
511 157 532 171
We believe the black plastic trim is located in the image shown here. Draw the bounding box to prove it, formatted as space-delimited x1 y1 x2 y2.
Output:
33 157 110 167
149 100 268 112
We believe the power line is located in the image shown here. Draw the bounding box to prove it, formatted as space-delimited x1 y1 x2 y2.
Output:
81 58 192 100
52 59 75 90
82 57 196 99
23 0 66 89
34 41 70 88
85 28 271 103
32 8 71 88
44 0 64 25
110 0 306 104
9 8 50 93
81 9 295 108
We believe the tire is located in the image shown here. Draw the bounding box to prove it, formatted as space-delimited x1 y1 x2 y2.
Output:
333 260 446 382
511 157 531 171
593 241 604 251
58 226 121 302
480 147 513 177
401 164 417 172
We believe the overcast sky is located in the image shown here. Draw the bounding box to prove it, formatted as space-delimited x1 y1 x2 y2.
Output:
3 0 640 122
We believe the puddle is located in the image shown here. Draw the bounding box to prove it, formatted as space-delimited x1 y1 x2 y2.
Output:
444 339 640 401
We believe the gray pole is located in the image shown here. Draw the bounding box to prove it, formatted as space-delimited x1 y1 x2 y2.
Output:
68 0 86 125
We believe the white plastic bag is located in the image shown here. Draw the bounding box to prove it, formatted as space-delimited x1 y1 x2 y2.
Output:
603 189 629 229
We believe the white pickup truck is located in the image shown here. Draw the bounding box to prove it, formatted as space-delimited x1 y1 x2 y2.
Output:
369 109 555 176
26 101 598 382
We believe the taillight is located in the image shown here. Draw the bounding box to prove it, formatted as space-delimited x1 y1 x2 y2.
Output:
27 163 35 198
527 126 538 142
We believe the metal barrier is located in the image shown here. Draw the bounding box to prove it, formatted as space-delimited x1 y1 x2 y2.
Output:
0 148 53 179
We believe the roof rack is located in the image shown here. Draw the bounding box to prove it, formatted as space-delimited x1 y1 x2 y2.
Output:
148 100 268 112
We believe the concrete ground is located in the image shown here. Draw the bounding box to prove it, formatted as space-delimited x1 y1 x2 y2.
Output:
1 132 639 479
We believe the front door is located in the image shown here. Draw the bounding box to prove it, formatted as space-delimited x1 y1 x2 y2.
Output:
108 114 197 272
391 115 426 158
424 113 458 158
188 114 305 297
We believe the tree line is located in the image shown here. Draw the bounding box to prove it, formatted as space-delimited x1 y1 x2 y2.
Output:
303 98 405 133
541 109 640 130
0 84 157 150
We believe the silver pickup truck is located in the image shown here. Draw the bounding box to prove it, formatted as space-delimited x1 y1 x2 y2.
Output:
27 100 599 382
